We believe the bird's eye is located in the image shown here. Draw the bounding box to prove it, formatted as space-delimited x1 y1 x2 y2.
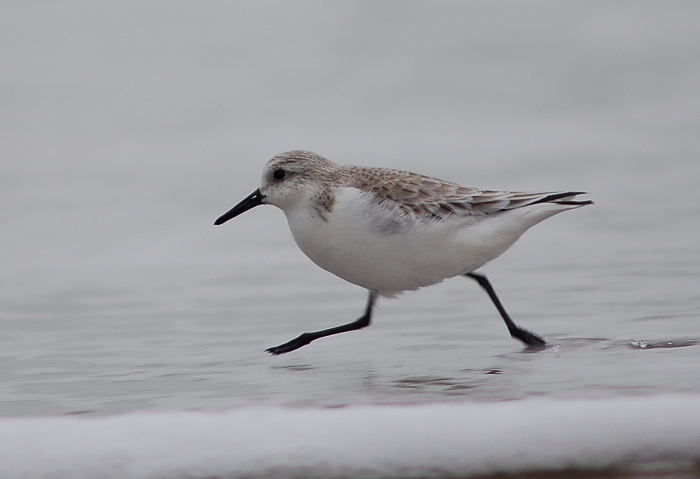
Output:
273 169 286 180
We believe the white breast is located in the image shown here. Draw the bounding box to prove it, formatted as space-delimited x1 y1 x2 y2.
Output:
282 187 544 297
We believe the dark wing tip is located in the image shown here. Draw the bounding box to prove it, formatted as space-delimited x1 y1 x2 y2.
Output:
530 191 592 206
556 199 594 206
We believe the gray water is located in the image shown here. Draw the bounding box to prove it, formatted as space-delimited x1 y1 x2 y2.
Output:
1 1 699 417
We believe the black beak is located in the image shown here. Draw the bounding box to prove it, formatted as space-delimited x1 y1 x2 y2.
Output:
214 188 265 225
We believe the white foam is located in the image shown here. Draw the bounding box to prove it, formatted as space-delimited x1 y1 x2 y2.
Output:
2 395 700 478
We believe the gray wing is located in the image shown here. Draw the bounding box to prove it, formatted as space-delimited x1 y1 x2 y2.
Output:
345 166 591 219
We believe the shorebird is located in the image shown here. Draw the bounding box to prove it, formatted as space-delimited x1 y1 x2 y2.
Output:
215 150 591 354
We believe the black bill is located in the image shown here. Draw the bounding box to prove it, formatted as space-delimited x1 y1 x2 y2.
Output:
214 188 265 225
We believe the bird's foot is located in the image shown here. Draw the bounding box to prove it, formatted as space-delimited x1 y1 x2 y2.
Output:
512 327 546 347
265 332 315 355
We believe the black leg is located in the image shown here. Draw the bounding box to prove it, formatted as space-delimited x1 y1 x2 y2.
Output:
464 272 546 346
266 291 378 355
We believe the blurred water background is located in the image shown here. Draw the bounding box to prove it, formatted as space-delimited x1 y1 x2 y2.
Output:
1 0 699 423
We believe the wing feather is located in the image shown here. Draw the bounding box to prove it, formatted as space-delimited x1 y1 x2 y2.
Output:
343 166 590 219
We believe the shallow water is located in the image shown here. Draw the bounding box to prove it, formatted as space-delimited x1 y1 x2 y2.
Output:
1 1 699 477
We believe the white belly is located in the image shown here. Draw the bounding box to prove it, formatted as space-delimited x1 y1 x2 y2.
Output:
285 188 568 296
284 187 538 296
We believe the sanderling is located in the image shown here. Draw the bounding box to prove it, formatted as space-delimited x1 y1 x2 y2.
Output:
215 150 592 355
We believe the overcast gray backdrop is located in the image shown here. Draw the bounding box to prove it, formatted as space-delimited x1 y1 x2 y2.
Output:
1 1 699 415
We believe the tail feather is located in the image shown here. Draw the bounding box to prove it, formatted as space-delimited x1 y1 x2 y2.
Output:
529 191 593 207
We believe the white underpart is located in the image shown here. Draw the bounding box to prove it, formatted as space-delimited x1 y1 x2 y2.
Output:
284 187 579 297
